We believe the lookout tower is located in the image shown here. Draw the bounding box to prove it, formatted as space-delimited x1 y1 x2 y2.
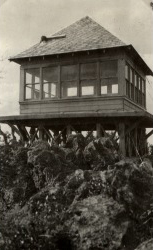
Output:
0 16 153 156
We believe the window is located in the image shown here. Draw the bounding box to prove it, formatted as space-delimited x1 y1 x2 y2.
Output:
80 63 97 96
125 63 130 98
81 80 97 96
125 63 146 107
100 60 118 95
25 68 40 100
138 77 142 105
130 69 134 100
61 65 78 98
42 67 58 99
142 80 145 107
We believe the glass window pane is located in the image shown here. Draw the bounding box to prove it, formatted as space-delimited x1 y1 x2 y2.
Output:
80 63 97 79
67 87 77 96
43 83 57 98
61 65 77 81
25 69 40 84
134 73 137 87
25 85 32 99
101 78 117 86
112 84 118 94
138 77 141 90
125 65 128 80
142 80 145 93
130 68 133 83
101 85 107 94
26 72 32 84
126 81 130 97
61 81 77 98
82 86 94 95
81 80 96 96
43 67 58 82
131 85 134 100
43 83 49 98
33 84 40 99
100 60 118 77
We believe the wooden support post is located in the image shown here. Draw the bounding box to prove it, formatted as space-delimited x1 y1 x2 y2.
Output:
39 127 44 140
54 130 60 145
67 125 72 138
0 126 8 145
134 128 138 156
62 130 66 144
128 133 132 157
118 123 126 157
17 124 29 143
96 123 102 138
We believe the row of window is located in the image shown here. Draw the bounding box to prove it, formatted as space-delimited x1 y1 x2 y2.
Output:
24 61 118 100
125 63 145 107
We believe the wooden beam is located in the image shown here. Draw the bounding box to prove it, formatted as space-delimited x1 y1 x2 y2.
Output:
8 123 21 137
85 126 95 142
145 129 153 140
67 125 72 137
125 117 145 136
0 126 8 145
116 117 145 141
96 123 102 138
31 128 39 143
17 124 29 142
118 122 126 157
39 127 44 140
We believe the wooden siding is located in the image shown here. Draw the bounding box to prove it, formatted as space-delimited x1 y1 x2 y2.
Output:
20 96 124 115
123 98 145 112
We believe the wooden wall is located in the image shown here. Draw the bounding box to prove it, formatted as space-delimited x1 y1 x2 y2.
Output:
20 96 144 115
18 48 146 115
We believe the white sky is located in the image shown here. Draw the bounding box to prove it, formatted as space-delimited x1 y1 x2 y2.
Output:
0 0 153 141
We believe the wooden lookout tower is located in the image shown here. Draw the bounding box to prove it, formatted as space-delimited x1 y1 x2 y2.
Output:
0 16 153 156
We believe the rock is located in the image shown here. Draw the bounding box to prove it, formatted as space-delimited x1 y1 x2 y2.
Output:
32 150 62 189
135 239 153 250
0 232 4 247
107 159 153 215
139 158 153 175
83 137 119 170
27 140 50 164
63 195 130 250
66 133 85 151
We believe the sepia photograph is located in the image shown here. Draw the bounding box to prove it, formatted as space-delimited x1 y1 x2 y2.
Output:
0 0 153 249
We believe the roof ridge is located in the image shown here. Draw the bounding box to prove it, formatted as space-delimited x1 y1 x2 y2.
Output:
51 16 90 37
51 16 125 45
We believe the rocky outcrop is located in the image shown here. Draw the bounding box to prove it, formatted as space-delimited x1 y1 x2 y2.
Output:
0 137 153 250
135 239 153 250
84 137 119 170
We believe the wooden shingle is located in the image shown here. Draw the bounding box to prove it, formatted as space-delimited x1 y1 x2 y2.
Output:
10 16 126 59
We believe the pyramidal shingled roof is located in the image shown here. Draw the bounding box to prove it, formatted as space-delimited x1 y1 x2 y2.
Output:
11 16 126 60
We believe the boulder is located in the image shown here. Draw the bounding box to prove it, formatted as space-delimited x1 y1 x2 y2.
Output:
106 159 153 215
83 137 119 170
135 239 153 250
63 195 131 250
66 133 85 151
32 150 62 189
27 140 50 165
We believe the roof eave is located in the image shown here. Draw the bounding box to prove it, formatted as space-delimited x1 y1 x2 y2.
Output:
9 45 153 76
124 45 153 76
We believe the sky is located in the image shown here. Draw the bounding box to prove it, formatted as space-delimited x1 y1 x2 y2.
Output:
0 0 153 141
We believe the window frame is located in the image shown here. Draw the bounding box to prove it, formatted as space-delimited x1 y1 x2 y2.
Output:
24 68 41 101
125 62 146 107
42 66 58 99
100 60 118 96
